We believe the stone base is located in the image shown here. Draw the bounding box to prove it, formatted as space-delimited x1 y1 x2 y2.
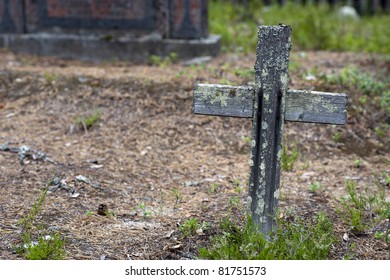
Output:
0 32 221 62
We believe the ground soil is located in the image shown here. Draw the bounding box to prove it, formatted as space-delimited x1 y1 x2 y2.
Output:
0 49 389 260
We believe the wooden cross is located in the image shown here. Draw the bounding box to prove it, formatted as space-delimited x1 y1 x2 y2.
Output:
193 25 348 235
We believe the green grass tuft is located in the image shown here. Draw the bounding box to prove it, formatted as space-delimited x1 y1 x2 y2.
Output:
24 233 66 260
338 180 389 234
281 144 299 172
150 52 178 67
199 212 335 260
180 218 210 238
76 110 101 131
18 188 66 260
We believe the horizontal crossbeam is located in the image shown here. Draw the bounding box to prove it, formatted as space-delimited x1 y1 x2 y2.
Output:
193 84 348 125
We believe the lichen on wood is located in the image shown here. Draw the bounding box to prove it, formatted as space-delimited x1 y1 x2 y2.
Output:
248 25 292 235
193 85 347 125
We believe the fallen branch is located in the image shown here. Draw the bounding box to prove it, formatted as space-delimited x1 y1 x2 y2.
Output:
0 143 57 165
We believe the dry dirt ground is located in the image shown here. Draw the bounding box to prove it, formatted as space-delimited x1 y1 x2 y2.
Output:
0 49 389 260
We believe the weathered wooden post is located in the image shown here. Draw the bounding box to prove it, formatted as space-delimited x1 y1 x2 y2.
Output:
248 25 291 234
193 25 348 235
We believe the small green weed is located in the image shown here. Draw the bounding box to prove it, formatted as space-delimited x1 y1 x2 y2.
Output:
323 67 385 95
281 144 299 172
85 210 94 216
241 136 251 144
199 212 335 260
301 161 310 170
180 218 211 238
172 188 182 210
309 182 323 193
374 124 388 138
43 72 59 83
380 90 390 115
228 196 241 208
323 67 389 115
240 136 252 153
353 159 362 168
208 183 219 194
19 189 48 235
175 70 193 79
234 179 243 194
150 52 178 67
218 78 233 85
76 110 101 131
374 231 390 243
23 233 66 260
106 210 116 217
343 242 357 260
234 68 254 79
18 188 66 260
288 59 302 73
332 131 341 143
381 173 390 186
138 203 153 218
338 180 389 234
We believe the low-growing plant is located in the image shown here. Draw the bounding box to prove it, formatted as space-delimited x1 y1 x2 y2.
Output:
180 218 202 238
322 67 389 115
175 70 193 79
374 231 390 244
218 78 233 85
172 188 182 210
228 196 241 208
234 68 254 79
19 189 48 235
76 110 101 131
208 183 219 194
343 242 357 260
382 173 390 186
309 182 323 193
199 212 335 260
85 210 94 216
338 180 389 234
281 144 299 172
241 136 251 144
380 90 390 115
332 131 341 143
234 179 243 194
138 203 153 218
323 67 385 95
374 125 388 138
288 59 302 73
43 72 59 83
18 188 66 260
353 158 362 168
23 233 66 260
150 52 178 67
106 210 116 217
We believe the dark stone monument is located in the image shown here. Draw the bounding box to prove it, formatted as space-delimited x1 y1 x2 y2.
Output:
0 0 220 61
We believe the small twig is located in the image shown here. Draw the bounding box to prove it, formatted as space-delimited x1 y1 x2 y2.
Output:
0 143 57 165
0 223 18 230
81 120 89 135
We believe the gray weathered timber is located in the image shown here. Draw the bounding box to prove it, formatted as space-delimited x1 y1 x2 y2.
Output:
248 25 291 234
193 84 254 118
285 90 347 124
193 85 347 125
